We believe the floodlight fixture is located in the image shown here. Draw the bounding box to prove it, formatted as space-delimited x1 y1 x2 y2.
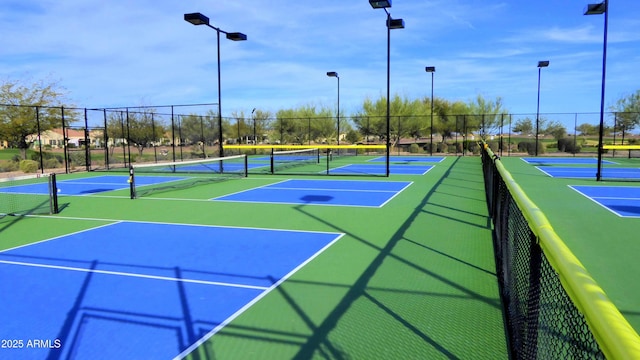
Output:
387 18 405 29
327 71 338 78
425 66 435 73
184 13 209 26
226 32 247 41
584 2 606 15
369 0 392 9
183 12 247 158
538 60 550 68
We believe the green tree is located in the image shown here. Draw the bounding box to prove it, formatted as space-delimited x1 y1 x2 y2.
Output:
106 109 166 157
513 118 534 135
352 97 387 143
252 109 272 144
466 94 508 137
353 94 424 147
0 78 77 159
610 90 640 143
177 113 217 148
430 98 469 142
577 123 598 136
230 110 252 144
126 109 167 156
544 120 567 140
345 129 361 144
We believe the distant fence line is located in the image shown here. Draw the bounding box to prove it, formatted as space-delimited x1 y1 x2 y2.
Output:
1 103 638 173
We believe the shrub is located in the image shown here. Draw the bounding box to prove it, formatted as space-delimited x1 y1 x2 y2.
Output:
517 141 546 155
558 138 581 153
44 158 60 169
423 143 436 154
0 161 19 172
19 160 39 173
467 141 479 154
409 143 421 153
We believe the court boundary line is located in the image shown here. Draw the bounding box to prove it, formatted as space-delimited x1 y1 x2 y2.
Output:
174 232 345 359
368 155 445 163
521 157 619 165
536 166 640 179
0 259 269 290
211 198 388 208
0 221 121 254
328 163 434 175
568 185 640 218
14 215 345 236
567 185 640 218
210 179 414 208
264 185 402 193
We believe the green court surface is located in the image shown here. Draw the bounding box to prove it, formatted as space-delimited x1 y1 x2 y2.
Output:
1 155 508 359
497 156 640 335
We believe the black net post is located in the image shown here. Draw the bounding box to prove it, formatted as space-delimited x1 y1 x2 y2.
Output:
129 167 136 199
49 173 59 214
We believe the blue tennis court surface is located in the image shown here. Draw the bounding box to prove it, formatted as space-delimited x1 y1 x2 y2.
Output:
0 221 342 359
0 175 187 196
522 157 616 165
213 179 412 207
369 156 445 163
570 185 640 217
536 166 640 179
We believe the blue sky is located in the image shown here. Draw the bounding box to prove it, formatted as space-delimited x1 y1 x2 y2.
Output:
1 0 639 121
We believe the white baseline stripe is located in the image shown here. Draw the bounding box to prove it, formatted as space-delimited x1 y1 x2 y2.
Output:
0 260 268 291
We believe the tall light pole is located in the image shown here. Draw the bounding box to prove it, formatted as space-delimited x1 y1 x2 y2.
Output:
535 60 549 156
251 108 257 154
184 12 247 159
584 1 608 181
327 72 340 147
425 66 435 155
370 0 404 177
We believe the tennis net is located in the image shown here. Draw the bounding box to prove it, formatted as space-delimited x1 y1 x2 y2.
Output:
129 155 248 198
481 143 640 359
0 173 59 216
225 144 389 176
271 148 320 173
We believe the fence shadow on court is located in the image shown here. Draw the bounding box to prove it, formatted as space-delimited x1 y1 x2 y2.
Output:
200 156 507 359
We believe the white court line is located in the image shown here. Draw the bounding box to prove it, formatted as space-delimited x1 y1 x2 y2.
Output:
174 232 345 360
0 259 269 291
0 222 121 254
14 216 344 236
568 185 637 218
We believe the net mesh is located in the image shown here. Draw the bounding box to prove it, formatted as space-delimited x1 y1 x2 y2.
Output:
271 148 320 173
129 155 247 198
225 145 388 176
482 150 604 359
0 173 58 216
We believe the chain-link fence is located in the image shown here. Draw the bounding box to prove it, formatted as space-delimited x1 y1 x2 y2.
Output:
2 104 639 175
482 145 640 359
0 104 219 174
